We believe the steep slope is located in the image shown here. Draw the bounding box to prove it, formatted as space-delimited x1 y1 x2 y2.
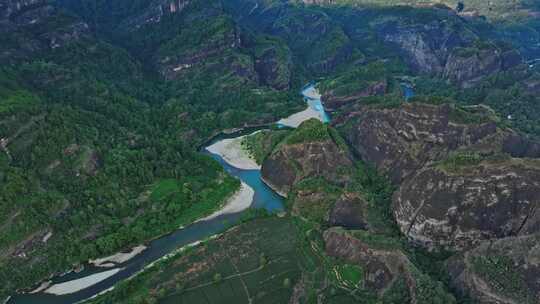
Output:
394 157 540 250
261 119 353 197
339 103 501 184
448 234 540 304
0 0 305 298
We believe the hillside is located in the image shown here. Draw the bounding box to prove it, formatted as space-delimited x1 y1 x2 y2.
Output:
1 0 540 303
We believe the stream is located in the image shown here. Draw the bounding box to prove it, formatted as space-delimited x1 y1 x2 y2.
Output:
8 84 328 304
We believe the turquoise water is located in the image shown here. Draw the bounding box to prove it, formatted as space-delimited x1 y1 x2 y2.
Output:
303 84 331 123
400 83 415 101
8 145 284 304
8 82 329 304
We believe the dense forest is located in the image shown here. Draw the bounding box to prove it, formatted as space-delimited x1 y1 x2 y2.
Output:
1 0 540 302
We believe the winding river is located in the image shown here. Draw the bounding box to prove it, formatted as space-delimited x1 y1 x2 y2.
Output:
8 84 329 304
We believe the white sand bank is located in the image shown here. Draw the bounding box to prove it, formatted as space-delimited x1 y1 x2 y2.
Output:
44 268 123 295
207 135 260 170
278 105 324 128
303 85 322 99
29 281 52 294
90 245 147 267
198 182 254 222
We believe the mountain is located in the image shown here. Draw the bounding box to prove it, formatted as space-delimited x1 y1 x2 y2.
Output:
1 0 540 303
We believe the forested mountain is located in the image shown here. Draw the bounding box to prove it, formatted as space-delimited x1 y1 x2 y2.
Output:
1 0 540 303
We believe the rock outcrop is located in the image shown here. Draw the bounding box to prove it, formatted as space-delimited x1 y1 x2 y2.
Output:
339 102 540 251
340 103 499 184
393 159 540 251
503 134 540 158
254 45 291 90
328 192 369 230
448 234 540 303
373 8 522 87
322 80 387 112
1 0 46 22
261 119 353 197
324 228 456 302
444 48 523 88
0 0 89 62
324 228 412 294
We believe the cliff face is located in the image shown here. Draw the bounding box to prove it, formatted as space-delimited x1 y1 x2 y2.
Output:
323 229 413 295
261 129 353 197
0 0 89 63
1 0 45 21
328 192 369 230
341 103 499 184
339 102 540 251
373 10 522 87
323 228 456 302
448 234 540 304
322 80 387 112
393 159 540 250
253 42 292 90
444 48 523 88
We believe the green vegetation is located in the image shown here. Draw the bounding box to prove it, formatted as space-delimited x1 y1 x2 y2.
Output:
319 61 391 97
88 217 303 304
437 152 483 173
334 264 364 289
283 119 332 145
0 0 303 298
3 0 540 302
288 177 344 223
241 129 291 164
472 255 533 302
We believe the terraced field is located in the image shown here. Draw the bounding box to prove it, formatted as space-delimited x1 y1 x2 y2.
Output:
87 216 374 304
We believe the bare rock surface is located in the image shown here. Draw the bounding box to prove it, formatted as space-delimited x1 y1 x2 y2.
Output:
393 157 540 251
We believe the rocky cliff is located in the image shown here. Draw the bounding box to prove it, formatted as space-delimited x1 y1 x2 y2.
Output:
373 7 522 87
1 0 45 21
338 101 540 252
0 0 89 62
448 234 540 303
324 228 457 303
340 103 500 184
393 158 540 250
324 228 414 296
444 47 523 88
322 80 387 112
261 119 353 197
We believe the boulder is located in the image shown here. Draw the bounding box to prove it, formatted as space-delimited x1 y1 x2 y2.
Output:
393 158 540 251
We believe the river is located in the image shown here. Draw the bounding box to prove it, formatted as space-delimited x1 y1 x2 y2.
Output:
8 84 328 304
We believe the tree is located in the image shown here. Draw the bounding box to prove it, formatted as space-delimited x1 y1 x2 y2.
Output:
283 278 291 288
456 2 465 12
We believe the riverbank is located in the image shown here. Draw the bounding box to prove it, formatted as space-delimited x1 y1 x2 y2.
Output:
277 106 322 128
43 268 123 296
197 182 254 222
89 245 147 268
9 82 324 304
206 135 260 170
303 85 322 99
